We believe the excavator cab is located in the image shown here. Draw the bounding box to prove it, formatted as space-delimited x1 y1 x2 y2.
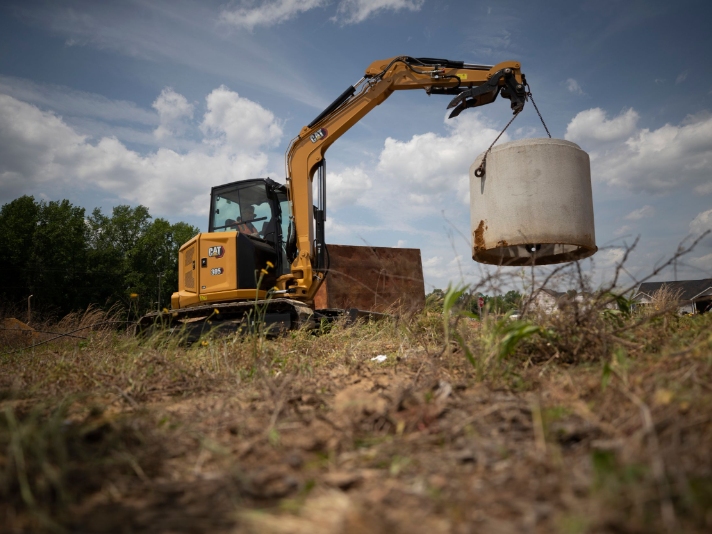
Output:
209 178 291 277
208 178 289 275
170 178 290 310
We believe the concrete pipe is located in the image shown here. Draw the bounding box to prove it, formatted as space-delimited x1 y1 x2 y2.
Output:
470 138 597 266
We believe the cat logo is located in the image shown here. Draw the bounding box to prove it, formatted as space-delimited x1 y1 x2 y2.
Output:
310 128 328 143
208 246 225 258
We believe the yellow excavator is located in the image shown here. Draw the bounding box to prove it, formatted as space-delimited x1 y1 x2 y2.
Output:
139 56 527 333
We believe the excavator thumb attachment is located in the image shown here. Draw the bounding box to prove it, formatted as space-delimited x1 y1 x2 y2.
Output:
447 69 526 118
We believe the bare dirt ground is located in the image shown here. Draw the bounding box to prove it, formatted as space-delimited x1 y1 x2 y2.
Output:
1 308 712 533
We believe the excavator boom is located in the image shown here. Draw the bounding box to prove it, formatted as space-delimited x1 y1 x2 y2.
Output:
279 56 526 300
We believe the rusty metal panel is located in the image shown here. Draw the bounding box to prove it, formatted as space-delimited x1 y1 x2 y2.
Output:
314 245 425 313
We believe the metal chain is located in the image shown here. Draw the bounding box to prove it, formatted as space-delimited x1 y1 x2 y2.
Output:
474 82 552 178
525 82 551 138
474 110 521 178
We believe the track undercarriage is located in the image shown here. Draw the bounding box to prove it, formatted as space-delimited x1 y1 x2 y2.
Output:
137 298 386 341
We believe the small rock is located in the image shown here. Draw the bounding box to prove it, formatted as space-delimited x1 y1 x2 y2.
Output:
322 471 363 490
428 474 448 490
243 465 299 499
590 438 624 452
285 452 304 468
454 449 477 463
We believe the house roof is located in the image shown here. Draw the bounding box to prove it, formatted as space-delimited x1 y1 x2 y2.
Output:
634 279 712 302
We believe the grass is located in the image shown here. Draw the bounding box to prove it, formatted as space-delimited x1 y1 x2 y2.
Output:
1 300 712 533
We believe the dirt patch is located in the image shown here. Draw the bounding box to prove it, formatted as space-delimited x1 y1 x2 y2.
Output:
2 313 712 532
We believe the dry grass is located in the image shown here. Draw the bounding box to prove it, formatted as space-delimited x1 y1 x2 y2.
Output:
1 297 711 533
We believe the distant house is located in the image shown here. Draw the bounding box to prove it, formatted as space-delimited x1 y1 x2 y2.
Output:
529 289 592 314
633 279 712 315
530 288 566 314
529 288 618 314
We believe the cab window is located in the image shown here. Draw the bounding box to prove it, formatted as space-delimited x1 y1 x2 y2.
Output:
211 183 273 233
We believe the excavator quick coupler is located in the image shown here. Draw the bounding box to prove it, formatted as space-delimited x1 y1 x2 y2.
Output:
447 69 526 118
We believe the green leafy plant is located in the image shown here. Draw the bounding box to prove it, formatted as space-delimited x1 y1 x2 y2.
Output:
441 283 471 358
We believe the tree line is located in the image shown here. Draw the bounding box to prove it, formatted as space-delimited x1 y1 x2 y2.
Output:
0 196 199 318
427 288 523 315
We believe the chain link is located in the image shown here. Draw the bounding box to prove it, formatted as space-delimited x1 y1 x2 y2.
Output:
526 82 551 138
474 110 521 178
474 82 552 178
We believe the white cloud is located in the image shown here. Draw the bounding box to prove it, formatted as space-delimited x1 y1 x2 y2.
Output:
595 247 626 268
335 0 425 24
373 112 506 212
690 209 712 235
321 167 373 209
220 0 425 29
565 109 712 194
0 90 283 216
422 255 444 281
0 95 87 199
565 108 639 144
421 252 475 289
624 205 655 220
200 86 282 150
566 78 584 95
688 252 712 272
323 215 383 237
696 182 712 195
676 70 689 85
220 0 328 30
152 88 194 140
614 225 632 236
0 75 157 125
16 2 327 110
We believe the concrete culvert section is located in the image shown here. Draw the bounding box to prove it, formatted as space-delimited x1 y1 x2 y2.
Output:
470 137 597 266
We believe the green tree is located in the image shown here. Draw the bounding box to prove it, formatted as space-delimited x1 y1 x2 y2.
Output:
30 200 89 313
85 205 153 310
475 290 522 315
126 218 199 313
86 205 198 314
0 196 199 317
0 196 40 307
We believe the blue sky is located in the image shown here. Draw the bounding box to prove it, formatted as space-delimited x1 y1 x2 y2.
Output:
1 0 711 292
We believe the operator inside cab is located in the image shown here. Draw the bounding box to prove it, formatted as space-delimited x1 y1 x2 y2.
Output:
227 205 260 236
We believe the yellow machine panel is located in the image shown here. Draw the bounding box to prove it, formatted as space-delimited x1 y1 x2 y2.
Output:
200 232 238 294
179 236 198 293
172 231 272 309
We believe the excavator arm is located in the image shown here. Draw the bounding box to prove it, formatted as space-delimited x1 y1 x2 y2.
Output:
279 56 526 300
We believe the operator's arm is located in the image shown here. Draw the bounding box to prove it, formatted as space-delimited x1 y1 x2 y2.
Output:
281 56 526 299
